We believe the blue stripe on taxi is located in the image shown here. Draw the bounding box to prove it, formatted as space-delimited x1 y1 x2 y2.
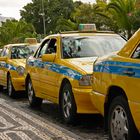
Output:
94 61 140 78
0 62 17 70
27 60 82 80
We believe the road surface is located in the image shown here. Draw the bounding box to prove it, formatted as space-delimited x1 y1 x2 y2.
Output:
0 91 108 140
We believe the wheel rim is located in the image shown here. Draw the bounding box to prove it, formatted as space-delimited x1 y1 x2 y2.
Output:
110 105 129 140
62 90 72 119
8 78 12 96
28 81 34 103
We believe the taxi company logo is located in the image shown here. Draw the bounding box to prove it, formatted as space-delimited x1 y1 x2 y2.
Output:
0 99 76 140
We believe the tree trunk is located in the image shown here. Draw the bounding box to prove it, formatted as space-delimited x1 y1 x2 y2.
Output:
127 29 132 39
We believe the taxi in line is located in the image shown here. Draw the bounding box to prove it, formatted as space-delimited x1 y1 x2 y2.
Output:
0 43 36 97
91 29 140 139
25 24 126 123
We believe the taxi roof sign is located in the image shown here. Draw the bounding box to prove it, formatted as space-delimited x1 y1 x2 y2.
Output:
24 38 37 44
79 24 96 32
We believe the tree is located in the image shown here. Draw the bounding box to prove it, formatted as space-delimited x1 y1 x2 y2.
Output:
72 3 95 24
20 0 44 34
55 18 77 32
20 0 74 34
0 20 36 46
133 9 140 31
72 1 111 30
107 0 139 38
19 0 140 38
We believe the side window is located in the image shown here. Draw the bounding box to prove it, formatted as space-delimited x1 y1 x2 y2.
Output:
35 39 50 58
46 38 57 54
1 48 9 57
132 43 140 59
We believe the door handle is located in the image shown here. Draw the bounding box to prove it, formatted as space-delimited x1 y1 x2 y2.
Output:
123 70 135 76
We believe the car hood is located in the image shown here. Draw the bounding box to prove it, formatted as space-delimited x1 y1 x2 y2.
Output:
66 57 97 74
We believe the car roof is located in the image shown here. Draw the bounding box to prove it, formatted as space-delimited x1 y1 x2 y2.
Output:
4 43 27 48
43 31 119 40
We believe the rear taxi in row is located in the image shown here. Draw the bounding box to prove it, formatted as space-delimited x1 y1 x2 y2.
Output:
0 44 30 96
0 42 38 97
91 29 140 139
25 24 126 123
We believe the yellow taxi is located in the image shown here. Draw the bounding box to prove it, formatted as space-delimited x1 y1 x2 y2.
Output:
25 24 126 123
0 43 33 97
91 29 140 139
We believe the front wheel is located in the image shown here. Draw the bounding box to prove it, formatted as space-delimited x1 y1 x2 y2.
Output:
27 78 42 107
108 96 138 140
60 83 77 124
7 75 15 97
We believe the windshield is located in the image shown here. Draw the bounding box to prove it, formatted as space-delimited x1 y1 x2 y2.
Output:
11 46 32 59
62 35 126 59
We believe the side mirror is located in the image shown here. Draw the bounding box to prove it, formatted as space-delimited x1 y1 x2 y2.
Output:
0 57 7 61
42 54 56 62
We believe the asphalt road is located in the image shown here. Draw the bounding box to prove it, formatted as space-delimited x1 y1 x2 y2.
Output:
0 91 109 140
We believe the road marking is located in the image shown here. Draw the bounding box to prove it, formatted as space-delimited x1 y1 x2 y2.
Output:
0 133 12 140
0 106 52 140
0 116 14 130
1 131 32 140
0 99 77 140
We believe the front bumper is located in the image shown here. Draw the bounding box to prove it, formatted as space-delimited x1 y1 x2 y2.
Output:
12 77 25 91
129 101 140 133
72 88 99 114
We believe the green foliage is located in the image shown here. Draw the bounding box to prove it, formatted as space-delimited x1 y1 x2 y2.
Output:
107 0 139 38
55 18 78 32
1 0 139 46
0 20 36 46
133 9 140 30
20 0 74 34
20 0 140 38
72 3 95 24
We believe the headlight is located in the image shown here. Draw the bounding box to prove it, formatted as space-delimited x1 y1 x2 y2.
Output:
79 75 92 86
16 66 25 76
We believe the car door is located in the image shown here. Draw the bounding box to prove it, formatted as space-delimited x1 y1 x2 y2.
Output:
29 39 50 96
119 41 140 103
0 47 9 86
124 41 140 102
41 38 60 100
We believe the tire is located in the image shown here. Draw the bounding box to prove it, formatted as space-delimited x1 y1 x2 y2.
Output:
27 78 42 107
108 96 139 140
0 85 3 92
60 83 77 124
7 75 15 97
